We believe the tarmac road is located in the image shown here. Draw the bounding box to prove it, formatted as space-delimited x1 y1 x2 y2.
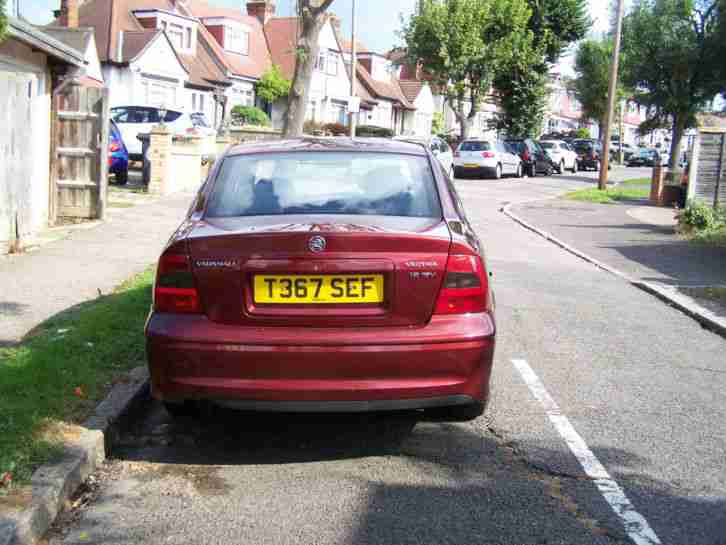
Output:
52 167 726 545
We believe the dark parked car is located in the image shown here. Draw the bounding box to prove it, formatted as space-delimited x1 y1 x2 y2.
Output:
573 141 611 171
625 148 658 167
146 138 496 421
108 120 129 185
506 138 554 177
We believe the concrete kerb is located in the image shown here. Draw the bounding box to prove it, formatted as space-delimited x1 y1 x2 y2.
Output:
500 203 726 340
0 367 150 545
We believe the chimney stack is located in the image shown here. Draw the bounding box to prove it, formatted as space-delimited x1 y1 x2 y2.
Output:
246 1 276 24
59 0 79 27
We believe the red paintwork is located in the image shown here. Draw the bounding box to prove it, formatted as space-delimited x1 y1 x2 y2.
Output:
146 138 496 411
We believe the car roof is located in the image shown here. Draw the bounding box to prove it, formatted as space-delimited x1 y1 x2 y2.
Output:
226 137 428 157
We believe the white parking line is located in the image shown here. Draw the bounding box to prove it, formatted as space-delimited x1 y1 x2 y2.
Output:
511 359 663 545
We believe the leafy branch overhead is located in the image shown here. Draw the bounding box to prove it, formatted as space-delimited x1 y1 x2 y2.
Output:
621 0 724 168
0 0 8 42
403 0 534 140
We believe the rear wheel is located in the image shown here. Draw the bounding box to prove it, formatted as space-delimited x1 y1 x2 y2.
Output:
571 160 578 173
529 163 537 177
559 160 565 174
453 167 462 179
426 402 485 422
515 164 523 178
493 164 502 179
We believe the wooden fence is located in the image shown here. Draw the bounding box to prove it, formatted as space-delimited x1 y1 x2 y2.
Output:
688 129 726 208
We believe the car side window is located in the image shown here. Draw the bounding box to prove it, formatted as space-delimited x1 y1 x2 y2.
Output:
439 140 450 154
111 107 129 123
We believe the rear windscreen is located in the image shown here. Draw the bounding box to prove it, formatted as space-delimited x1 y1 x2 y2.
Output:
459 141 491 152
506 141 524 153
540 142 555 149
206 152 442 218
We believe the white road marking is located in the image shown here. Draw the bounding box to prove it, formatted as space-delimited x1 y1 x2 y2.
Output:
511 358 663 545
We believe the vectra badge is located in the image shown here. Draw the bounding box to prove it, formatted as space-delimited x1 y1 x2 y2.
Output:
308 236 327 253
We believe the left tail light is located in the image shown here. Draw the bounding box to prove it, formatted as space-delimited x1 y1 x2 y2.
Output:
109 142 120 152
482 151 495 158
154 252 201 313
434 254 490 315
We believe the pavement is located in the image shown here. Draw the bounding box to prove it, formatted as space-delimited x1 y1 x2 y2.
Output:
0 184 195 345
512 197 726 287
43 166 726 545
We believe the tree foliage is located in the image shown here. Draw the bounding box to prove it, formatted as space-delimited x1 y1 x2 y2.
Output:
495 0 590 137
0 0 8 42
403 0 534 139
621 0 723 167
256 65 291 104
570 38 627 137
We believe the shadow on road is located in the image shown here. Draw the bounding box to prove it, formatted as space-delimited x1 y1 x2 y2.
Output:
103 402 726 545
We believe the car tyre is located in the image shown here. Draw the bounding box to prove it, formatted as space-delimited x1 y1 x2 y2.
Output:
163 401 199 418
516 164 523 178
453 167 462 179
426 402 485 422
571 161 578 173
529 163 537 177
493 164 502 179
559 160 565 174
115 168 128 185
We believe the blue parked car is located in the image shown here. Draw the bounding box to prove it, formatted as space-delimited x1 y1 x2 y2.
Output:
108 119 129 185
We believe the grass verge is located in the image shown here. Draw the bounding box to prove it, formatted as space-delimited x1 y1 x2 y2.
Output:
0 268 153 488
563 185 650 204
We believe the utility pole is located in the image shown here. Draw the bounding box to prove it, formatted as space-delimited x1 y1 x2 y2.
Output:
348 0 357 137
598 0 624 190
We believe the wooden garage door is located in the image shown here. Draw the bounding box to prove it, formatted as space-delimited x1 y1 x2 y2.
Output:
51 79 109 222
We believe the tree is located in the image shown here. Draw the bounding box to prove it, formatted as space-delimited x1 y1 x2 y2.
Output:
571 38 627 138
495 0 590 136
256 65 292 104
0 0 8 42
403 0 533 140
621 0 723 168
283 0 335 137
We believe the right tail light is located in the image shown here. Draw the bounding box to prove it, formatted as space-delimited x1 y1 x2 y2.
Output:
434 254 490 315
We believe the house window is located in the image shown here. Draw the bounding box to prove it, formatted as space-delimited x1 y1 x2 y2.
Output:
326 52 339 76
199 94 205 112
167 23 184 48
316 51 326 72
226 26 249 55
185 27 192 49
244 89 254 106
192 93 197 111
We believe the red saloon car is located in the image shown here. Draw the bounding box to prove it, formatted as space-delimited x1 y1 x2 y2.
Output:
146 138 496 421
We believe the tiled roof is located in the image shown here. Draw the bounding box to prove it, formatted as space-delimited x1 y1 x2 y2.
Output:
263 17 299 80
120 30 159 61
64 0 267 83
339 38 368 54
183 0 271 79
398 80 424 103
356 63 414 110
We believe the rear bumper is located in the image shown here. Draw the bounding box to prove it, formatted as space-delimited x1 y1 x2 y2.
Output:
146 312 496 411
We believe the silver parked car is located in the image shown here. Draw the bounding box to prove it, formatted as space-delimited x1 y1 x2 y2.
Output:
394 135 454 175
453 139 523 179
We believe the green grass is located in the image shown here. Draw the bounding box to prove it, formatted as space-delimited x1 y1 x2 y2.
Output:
616 178 650 186
563 185 650 204
0 268 154 487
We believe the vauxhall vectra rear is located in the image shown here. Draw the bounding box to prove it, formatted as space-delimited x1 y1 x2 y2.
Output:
146 138 496 421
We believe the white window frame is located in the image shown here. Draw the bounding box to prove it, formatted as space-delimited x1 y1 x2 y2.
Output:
316 50 327 72
226 26 249 55
326 52 339 76
167 23 184 49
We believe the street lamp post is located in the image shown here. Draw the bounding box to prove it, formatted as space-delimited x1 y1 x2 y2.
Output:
599 0 625 189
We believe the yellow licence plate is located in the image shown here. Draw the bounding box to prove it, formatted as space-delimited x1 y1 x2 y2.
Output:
464 163 480 168
254 275 385 304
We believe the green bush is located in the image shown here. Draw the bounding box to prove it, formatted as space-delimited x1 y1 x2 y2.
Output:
323 122 348 136
680 202 717 230
355 125 395 138
575 128 591 139
230 105 270 127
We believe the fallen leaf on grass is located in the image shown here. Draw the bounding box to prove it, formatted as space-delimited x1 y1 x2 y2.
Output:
73 387 85 398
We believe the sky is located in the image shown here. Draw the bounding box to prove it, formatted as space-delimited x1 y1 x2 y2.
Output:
18 0 611 56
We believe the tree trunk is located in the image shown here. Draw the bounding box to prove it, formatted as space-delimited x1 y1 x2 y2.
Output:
669 114 687 170
283 7 328 137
